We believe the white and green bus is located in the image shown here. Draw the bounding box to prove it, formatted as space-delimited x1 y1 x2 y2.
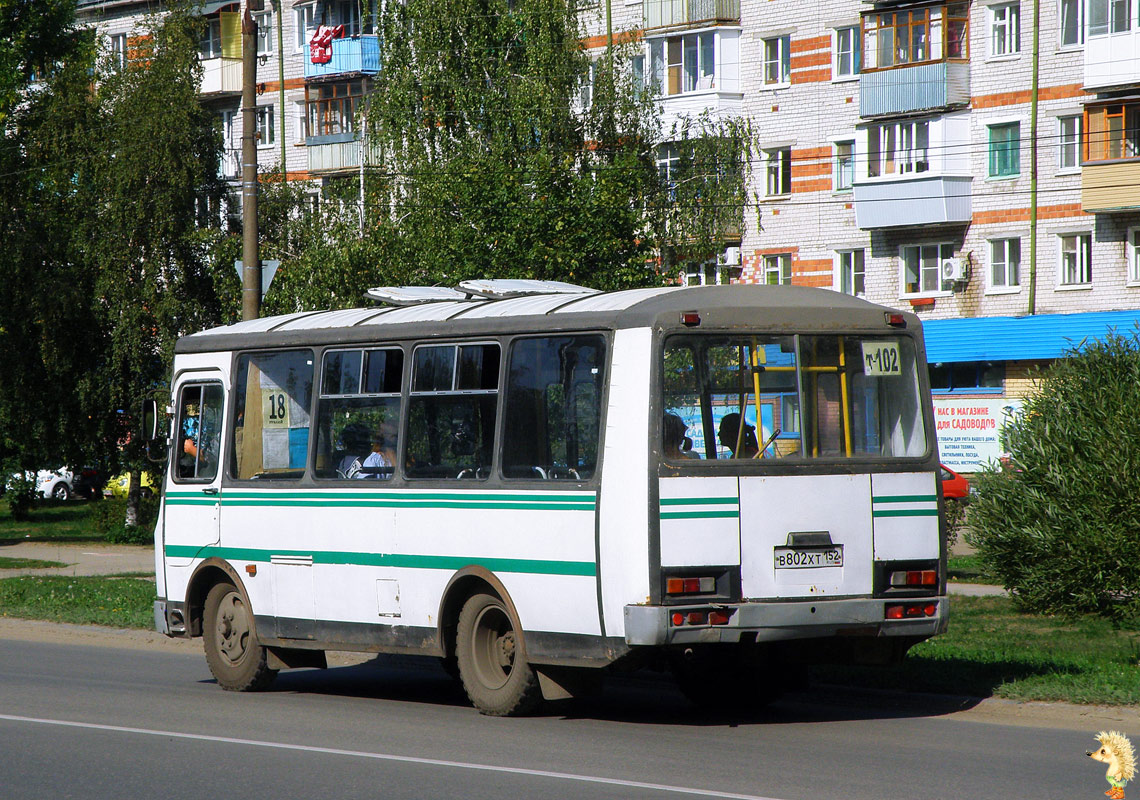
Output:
152 280 946 715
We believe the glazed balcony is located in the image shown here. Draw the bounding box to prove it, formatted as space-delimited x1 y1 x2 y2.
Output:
303 34 381 80
306 133 381 174
199 56 241 95
644 0 739 30
859 61 969 118
853 174 972 228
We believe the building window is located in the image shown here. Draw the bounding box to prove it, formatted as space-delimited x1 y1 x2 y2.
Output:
1059 233 1092 285
988 123 1020 177
763 254 792 285
989 238 1021 289
1129 228 1140 283
834 26 861 78
1058 115 1081 170
834 140 854 191
1089 0 1131 35
578 60 596 110
990 3 1021 55
765 147 791 196
836 249 865 296
631 53 646 95
197 20 221 59
109 32 129 69
763 35 790 85
306 79 365 138
929 362 1004 391
256 105 275 147
901 243 953 295
650 32 715 96
684 261 740 286
862 4 969 69
295 4 317 50
254 11 274 55
1085 103 1140 161
866 120 929 177
1060 0 1084 45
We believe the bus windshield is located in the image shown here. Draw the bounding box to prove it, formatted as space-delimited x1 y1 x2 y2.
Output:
662 333 927 461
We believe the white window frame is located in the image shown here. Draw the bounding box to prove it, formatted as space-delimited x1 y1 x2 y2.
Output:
1059 0 1084 46
835 248 865 297
833 26 860 80
1058 232 1093 287
294 99 307 145
1089 0 1132 35
1128 227 1140 284
256 104 275 148
254 10 274 55
110 32 129 69
762 253 792 285
764 147 792 197
834 139 855 192
990 3 1022 57
762 35 791 87
987 237 1021 293
900 242 954 297
865 120 930 178
295 3 317 51
1058 114 1082 172
577 60 596 111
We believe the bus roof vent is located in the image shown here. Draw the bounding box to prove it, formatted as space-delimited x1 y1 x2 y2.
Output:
365 286 470 306
456 279 599 299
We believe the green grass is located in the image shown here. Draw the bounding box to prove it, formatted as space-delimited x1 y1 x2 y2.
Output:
815 595 1140 705
0 556 67 569
947 554 1003 585
0 575 155 628
0 501 105 544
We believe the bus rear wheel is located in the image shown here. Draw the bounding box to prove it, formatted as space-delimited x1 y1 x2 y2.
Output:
203 581 277 692
456 592 541 716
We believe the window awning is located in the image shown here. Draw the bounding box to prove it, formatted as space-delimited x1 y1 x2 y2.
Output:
922 308 1140 363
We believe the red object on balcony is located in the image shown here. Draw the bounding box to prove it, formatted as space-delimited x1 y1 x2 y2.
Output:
908 297 935 308
309 24 344 64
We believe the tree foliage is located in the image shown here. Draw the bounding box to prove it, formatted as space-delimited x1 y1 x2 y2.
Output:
967 331 1140 622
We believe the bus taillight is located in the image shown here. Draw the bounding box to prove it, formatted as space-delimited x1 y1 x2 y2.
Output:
666 576 716 595
889 569 937 588
885 602 938 619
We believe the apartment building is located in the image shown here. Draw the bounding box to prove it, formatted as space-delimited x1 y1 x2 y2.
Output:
79 0 1140 469
579 0 1140 469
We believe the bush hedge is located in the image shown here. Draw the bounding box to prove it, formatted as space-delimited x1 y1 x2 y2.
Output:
90 496 159 545
967 331 1140 622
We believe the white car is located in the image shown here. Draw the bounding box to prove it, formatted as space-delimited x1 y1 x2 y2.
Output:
7 468 76 500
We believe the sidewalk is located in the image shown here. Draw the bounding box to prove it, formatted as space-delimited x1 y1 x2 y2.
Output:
0 542 155 576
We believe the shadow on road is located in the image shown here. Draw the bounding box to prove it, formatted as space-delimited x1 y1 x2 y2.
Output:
245 653 989 727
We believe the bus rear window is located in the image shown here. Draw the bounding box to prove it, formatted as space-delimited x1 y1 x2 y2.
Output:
663 334 926 461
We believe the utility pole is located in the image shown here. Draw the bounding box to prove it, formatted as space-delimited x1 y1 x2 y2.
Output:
1028 0 1040 315
241 4 261 321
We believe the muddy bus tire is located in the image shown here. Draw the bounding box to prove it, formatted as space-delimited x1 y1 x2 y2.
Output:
456 592 542 716
203 581 277 692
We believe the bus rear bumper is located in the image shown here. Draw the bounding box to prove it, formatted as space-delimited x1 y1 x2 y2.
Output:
623 597 947 646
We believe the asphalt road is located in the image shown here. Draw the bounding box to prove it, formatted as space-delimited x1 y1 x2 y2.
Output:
0 632 1128 800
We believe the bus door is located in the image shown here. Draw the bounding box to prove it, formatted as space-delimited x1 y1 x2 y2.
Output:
165 375 226 574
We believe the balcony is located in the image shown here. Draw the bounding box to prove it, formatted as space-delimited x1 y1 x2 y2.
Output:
303 34 381 81
853 175 972 228
1082 161 1140 212
200 57 241 96
1086 29 1140 89
218 148 240 180
859 62 969 118
306 132 381 174
644 0 739 30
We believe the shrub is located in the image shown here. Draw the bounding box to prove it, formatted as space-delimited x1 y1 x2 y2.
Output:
966 331 1140 622
91 496 159 545
943 496 969 552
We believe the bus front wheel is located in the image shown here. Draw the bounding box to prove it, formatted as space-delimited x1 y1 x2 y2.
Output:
203 581 277 692
456 592 541 716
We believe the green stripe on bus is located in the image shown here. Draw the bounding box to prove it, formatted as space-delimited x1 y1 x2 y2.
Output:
659 510 740 520
224 500 594 511
872 509 940 517
164 491 595 511
659 496 738 506
164 545 596 577
872 494 937 503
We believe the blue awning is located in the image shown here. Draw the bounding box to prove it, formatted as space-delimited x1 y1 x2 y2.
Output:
922 308 1140 363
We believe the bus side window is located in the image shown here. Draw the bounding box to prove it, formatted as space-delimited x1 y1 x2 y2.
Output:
229 350 314 480
501 335 606 480
407 343 500 480
175 383 223 481
314 347 403 480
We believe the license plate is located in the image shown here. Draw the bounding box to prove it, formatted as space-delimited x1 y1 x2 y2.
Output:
774 546 844 569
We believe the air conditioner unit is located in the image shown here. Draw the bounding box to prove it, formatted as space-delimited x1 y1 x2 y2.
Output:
941 258 967 284
721 246 741 266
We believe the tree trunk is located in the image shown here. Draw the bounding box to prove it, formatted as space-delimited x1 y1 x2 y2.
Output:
125 469 141 529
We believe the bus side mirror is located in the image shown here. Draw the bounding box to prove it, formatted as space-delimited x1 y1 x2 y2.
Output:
142 398 168 464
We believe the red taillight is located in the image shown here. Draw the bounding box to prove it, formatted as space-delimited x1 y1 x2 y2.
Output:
708 610 730 625
671 612 684 626
680 311 701 327
885 604 904 620
885 312 907 328
890 569 938 588
886 602 939 620
687 611 707 625
665 576 716 595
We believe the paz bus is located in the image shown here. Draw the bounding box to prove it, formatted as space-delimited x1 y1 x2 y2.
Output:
150 280 947 715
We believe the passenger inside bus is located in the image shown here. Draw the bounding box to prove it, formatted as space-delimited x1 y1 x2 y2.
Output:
359 420 397 479
718 412 760 459
663 413 696 459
